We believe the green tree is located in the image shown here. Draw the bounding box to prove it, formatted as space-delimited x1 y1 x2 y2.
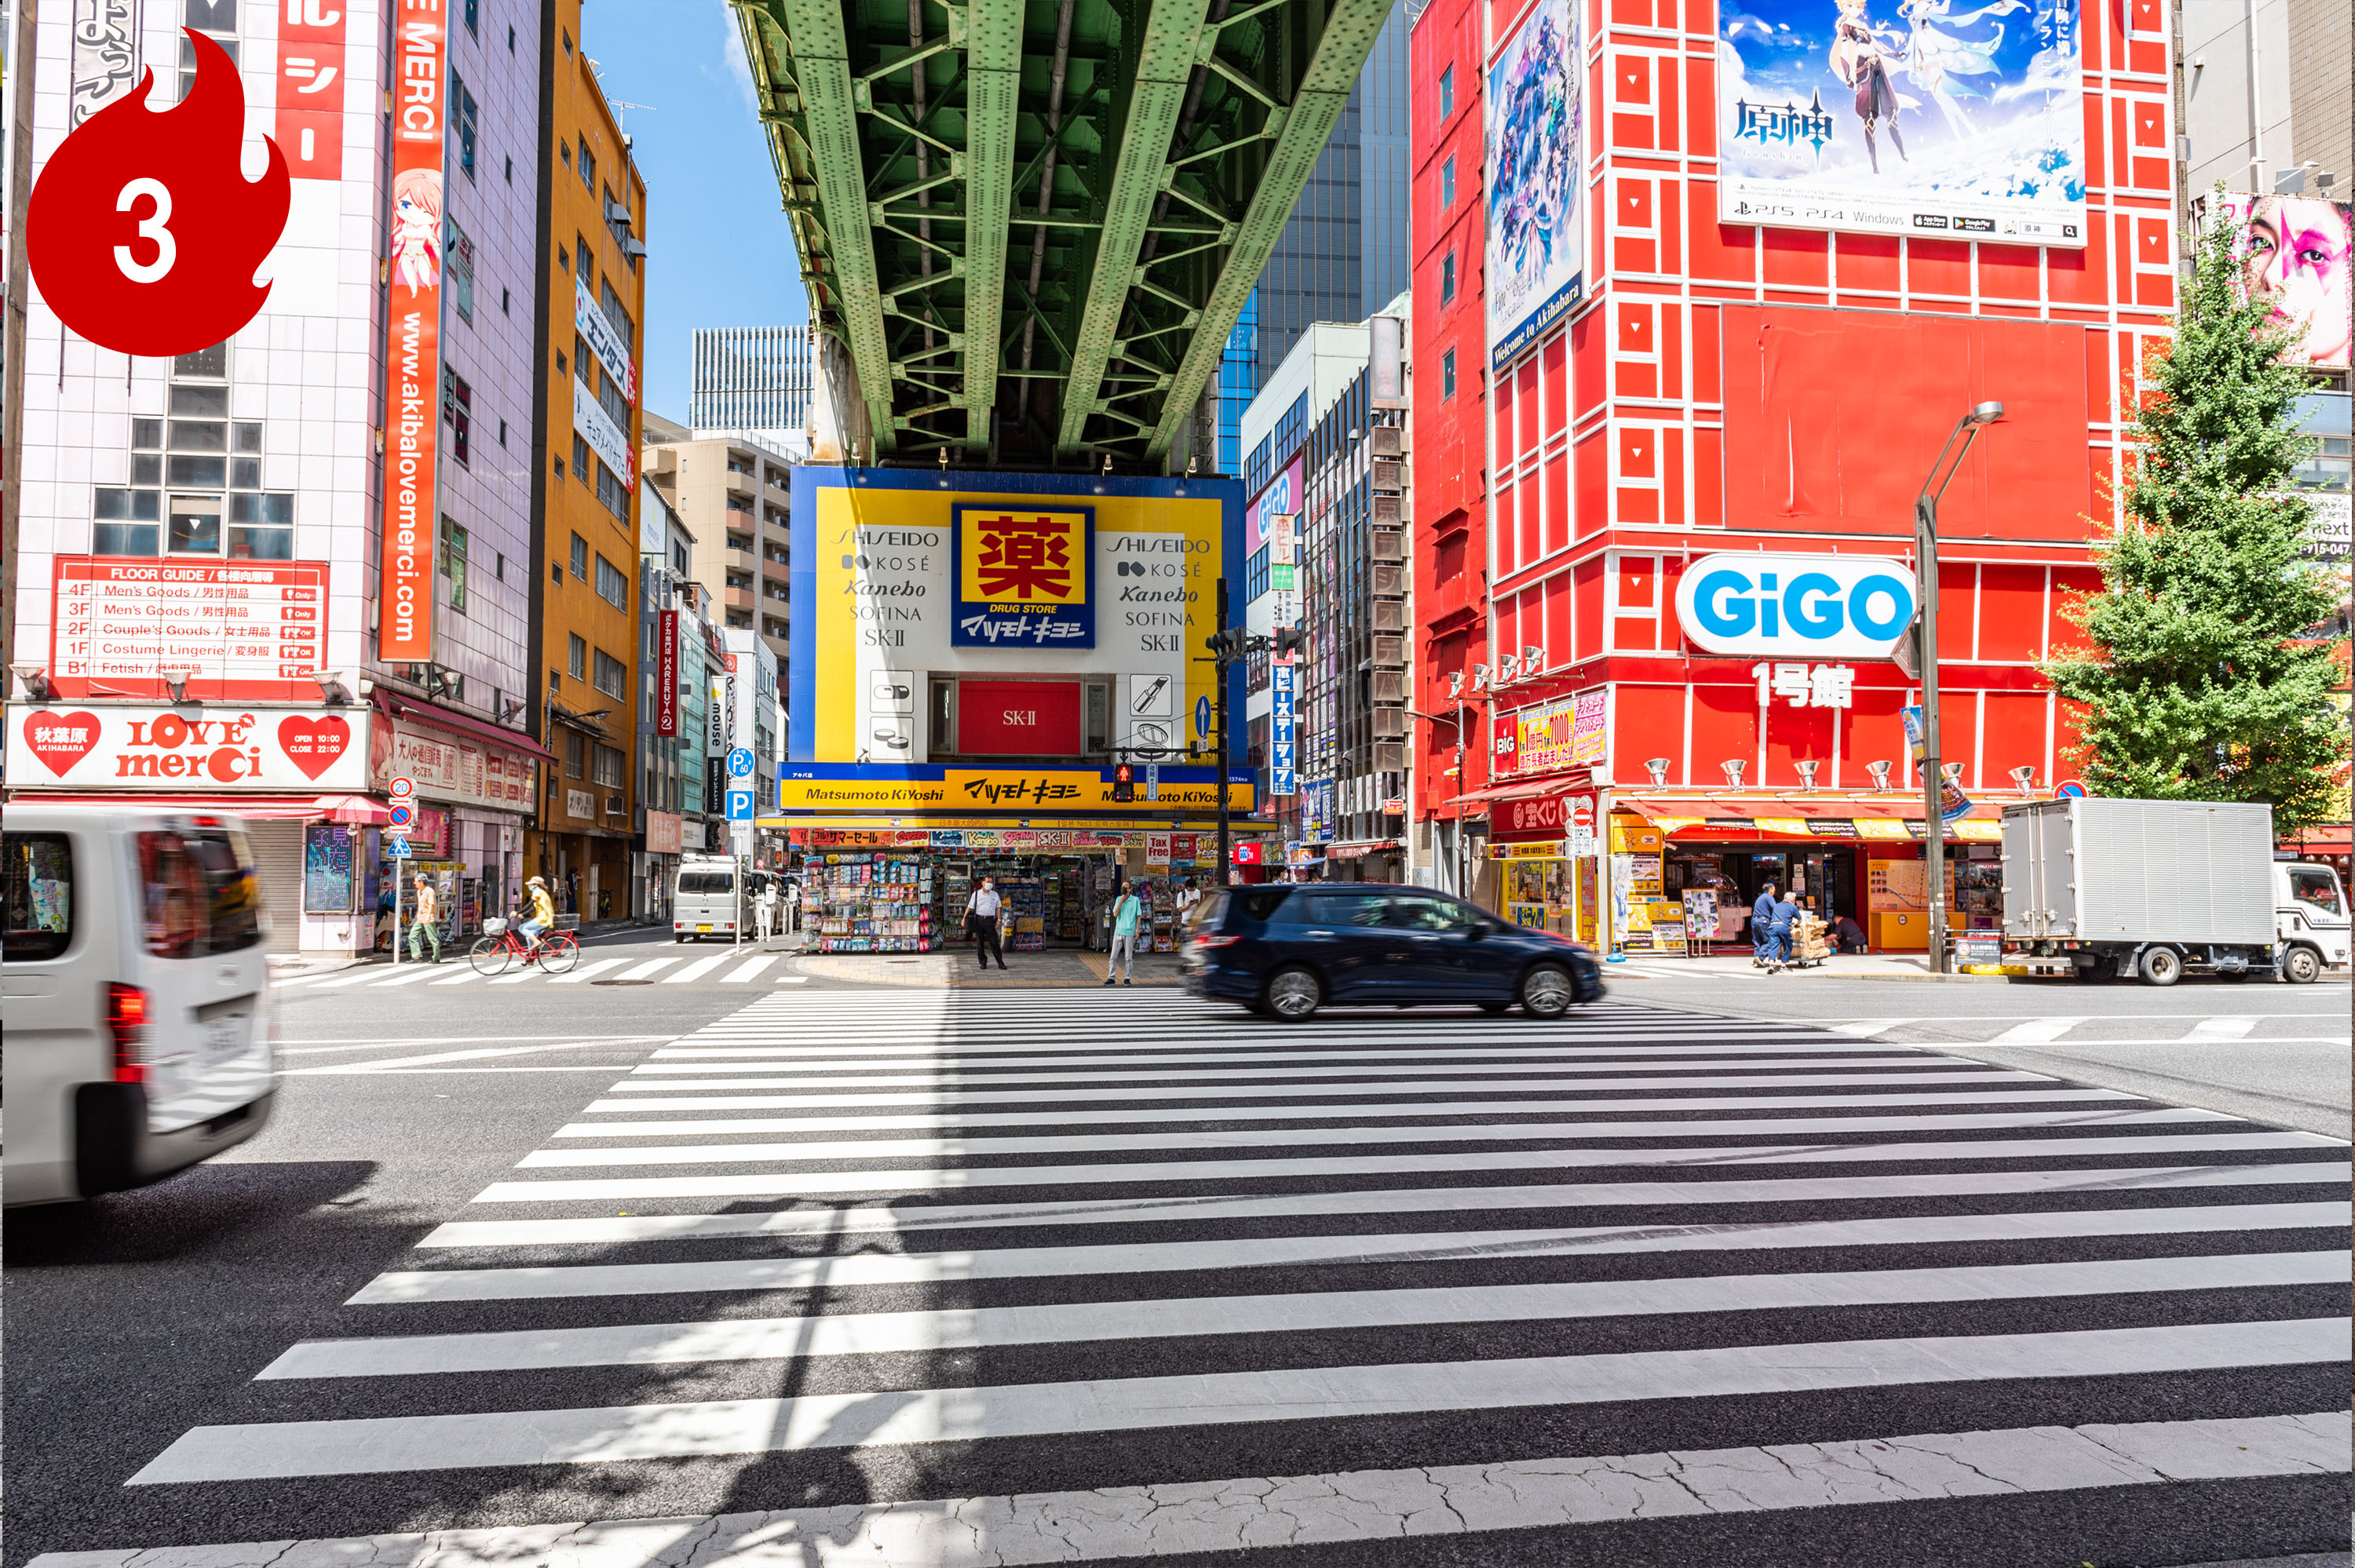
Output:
2043 195 2348 836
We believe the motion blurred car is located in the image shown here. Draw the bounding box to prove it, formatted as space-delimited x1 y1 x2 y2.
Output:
3 804 277 1205
1181 883 1605 1020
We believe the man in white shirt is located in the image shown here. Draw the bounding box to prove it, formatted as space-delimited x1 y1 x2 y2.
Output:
965 875 1006 970
1175 878 1203 927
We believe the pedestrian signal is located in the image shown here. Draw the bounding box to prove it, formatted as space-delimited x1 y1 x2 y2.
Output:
1112 762 1136 802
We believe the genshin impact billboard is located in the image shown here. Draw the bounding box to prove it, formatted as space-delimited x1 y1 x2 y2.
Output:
1716 0 2085 246
1484 0 1584 370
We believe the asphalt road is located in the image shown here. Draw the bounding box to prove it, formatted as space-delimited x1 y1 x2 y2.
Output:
1613 968 2353 1140
5 935 2346 1567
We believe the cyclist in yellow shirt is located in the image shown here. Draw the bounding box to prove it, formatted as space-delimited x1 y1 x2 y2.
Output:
518 874 557 957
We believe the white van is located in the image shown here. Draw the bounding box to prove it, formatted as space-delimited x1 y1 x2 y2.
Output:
673 855 773 941
3 804 279 1205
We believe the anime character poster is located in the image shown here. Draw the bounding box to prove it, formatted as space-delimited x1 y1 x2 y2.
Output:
1484 0 1584 369
378 1 448 662
1717 0 2085 246
2200 194 2352 370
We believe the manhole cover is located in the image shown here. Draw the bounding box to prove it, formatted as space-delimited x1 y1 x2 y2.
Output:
593 979 653 986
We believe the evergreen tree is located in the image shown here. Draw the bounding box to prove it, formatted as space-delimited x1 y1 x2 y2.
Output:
2043 195 2349 836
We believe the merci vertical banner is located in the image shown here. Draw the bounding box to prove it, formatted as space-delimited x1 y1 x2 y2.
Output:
378 0 447 664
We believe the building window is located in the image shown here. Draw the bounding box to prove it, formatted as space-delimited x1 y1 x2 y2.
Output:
497 418 506 448
594 554 628 608
1440 252 1455 304
227 492 294 560
450 71 478 182
591 743 625 787
570 533 589 578
673 542 690 576
462 0 478 36
600 278 637 354
579 143 596 194
592 648 626 698
595 459 629 520
441 366 471 466
1440 155 1455 210
568 633 586 680
1441 347 1457 399
502 286 510 315
553 455 566 480
565 730 585 779
445 213 475 323
503 154 513 184
92 488 162 556
1438 64 1454 119
573 435 592 484
440 517 469 613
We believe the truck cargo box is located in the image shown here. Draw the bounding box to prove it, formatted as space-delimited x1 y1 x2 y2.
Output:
2000 798 2277 947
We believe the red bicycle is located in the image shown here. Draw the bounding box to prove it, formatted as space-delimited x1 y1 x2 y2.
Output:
469 916 579 975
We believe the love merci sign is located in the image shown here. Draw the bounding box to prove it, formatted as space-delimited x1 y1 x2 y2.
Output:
6 706 367 789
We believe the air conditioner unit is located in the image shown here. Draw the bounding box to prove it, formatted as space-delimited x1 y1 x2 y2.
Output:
1369 425 1405 458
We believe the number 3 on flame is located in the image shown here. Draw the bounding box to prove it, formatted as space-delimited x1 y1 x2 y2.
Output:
114 177 174 284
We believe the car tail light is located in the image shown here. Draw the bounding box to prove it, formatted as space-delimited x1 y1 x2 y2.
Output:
107 983 149 1083
1192 933 1240 949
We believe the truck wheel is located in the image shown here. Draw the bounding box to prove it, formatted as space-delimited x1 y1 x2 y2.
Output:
2282 946 2322 985
2139 946 2184 986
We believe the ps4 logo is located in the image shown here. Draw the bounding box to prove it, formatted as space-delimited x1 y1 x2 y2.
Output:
1733 91 1835 159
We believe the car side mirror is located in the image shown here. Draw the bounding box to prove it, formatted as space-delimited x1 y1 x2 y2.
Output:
1464 923 1487 940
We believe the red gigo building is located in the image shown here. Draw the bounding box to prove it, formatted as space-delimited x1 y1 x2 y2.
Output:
1411 0 2177 955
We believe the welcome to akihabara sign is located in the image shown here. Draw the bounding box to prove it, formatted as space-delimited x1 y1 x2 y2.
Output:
788 470 1242 767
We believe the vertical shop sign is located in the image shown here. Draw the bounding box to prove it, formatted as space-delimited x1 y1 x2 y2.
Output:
276 0 348 180
70 0 142 126
378 0 448 662
1269 660 1297 796
655 610 679 736
1568 690 1608 767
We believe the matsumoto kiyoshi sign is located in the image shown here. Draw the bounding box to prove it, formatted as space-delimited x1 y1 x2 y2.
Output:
1674 552 1916 659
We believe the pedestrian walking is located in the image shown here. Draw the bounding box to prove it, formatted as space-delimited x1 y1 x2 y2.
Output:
964 874 1006 970
1751 882 1778 968
1175 877 1202 931
1106 880 1147 985
1765 889 1801 971
407 873 443 964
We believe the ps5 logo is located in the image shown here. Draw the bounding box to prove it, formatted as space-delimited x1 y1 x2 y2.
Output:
1673 552 1916 660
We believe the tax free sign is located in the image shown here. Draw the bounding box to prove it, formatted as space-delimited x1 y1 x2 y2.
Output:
1673 553 1916 661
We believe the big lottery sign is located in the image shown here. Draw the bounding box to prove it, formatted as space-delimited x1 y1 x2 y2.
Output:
1674 553 1917 661
25 31 290 356
6 706 367 789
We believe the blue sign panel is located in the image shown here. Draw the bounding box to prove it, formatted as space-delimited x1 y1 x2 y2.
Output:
385 836 414 859
725 789 756 822
1268 661 1296 797
727 747 754 779
1195 694 1212 739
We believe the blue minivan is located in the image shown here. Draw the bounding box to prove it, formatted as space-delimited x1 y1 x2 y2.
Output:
1181 883 1605 1020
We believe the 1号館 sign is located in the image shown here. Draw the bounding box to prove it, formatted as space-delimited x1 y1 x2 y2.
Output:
1674 553 1916 660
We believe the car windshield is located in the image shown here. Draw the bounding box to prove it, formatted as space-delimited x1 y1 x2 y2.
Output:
677 872 734 895
2289 867 2345 916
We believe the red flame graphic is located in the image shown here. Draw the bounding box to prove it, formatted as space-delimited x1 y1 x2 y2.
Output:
26 31 290 357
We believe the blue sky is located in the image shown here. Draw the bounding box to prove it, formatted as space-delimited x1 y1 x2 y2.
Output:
584 0 809 422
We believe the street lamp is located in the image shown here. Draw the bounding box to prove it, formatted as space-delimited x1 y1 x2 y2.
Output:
1915 399 2003 974
1406 705 1468 893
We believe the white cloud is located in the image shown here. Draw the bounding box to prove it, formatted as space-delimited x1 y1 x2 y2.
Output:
710 1 761 117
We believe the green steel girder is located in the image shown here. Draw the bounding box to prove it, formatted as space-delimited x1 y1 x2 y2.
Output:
732 0 1392 472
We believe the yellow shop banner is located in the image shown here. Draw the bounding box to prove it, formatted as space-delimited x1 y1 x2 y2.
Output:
776 768 1256 815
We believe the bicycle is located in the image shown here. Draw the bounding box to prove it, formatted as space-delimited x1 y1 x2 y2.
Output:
469 915 579 976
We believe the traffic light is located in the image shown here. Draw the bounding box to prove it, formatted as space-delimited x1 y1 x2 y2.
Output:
1272 625 1303 658
1112 762 1136 802
1205 629 1247 659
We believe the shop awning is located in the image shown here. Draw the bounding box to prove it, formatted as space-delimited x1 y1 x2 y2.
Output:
373 690 557 762
2284 825 2352 850
1452 782 1556 805
14 793 388 822
1327 838 1404 859
1617 794 2006 843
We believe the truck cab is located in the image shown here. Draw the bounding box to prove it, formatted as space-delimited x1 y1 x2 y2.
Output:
2276 860 2350 983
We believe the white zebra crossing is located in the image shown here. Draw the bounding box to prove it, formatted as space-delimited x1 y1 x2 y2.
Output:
96 986 2353 1555
663 954 734 983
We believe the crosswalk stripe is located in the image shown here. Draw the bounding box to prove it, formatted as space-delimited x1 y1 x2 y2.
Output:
721 956 777 983
1993 1018 2079 1043
605 1045 2018 1080
614 955 682 981
547 1088 2141 1143
352 1203 2345 1304
546 957 625 984
268 1252 2353 1379
515 1103 2211 1169
473 1129 2342 1205
427 968 483 986
129 1318 2347 1482
772 975 809 983
417 1162 2355 1249
300 968 392 990
664 954 733 984
366 966 447 988
2189 1016 2258 1041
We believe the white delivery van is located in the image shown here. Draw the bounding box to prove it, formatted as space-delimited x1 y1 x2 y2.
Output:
673 855 773 941
3 804 278 1205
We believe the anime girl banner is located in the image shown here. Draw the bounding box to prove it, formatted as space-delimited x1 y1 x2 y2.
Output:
379 0 449 663
2196 193 2352 370
1484 0 1585 370
1716 0 2086 246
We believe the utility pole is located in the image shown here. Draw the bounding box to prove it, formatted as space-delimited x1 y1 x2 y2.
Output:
1913 401 2004 974
1215 578 1232 888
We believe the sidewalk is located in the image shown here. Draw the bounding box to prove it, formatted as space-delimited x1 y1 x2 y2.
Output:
794 946 1185 988
1610 951 2014 983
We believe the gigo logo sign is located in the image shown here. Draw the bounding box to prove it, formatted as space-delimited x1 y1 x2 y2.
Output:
1674 553 1917 660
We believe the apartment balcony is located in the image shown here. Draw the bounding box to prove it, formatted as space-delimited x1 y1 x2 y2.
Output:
724 470 755 500
761 556 789 586
726 584 755 613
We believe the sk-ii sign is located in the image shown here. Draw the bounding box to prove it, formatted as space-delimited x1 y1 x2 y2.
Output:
1674 553 1917 660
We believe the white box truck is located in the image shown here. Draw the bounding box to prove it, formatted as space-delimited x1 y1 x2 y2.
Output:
2001 797 2349 985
